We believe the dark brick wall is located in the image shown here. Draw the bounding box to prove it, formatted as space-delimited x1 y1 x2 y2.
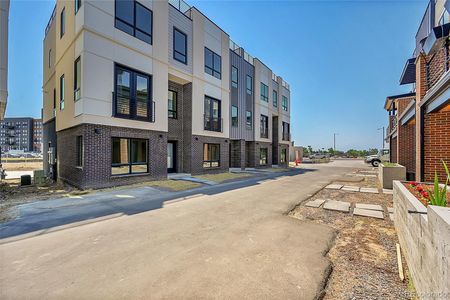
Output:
279 144 289 166
230 139 245 169
272 116 279 163
57 124 167 189
423 105 450 182
43 119 57 178
190 135 229 174
182 83 193 173
246 141 272 168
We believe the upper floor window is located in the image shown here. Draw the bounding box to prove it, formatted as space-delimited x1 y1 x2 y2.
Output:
74 57 81 101
260 114 268 138
115 0 152 44
246 75 253 95
60 7 65 38
204 47 221 79
231 105 238 127
75 0 82 14
282 96 288 111
282 122 290 141
231 66 238 88
246 110 252 129
60 74 65 110
273 90 278 107
173 28 187 64
204 96 221 132
114 64 153 121
168 90 177 119
260 83 268 102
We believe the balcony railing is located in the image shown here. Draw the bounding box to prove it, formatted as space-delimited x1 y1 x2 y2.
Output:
204 115 222 132
282 132 290 141
168 0 192 17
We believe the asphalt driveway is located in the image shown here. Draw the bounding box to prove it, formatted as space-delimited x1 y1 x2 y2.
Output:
0 160 366 299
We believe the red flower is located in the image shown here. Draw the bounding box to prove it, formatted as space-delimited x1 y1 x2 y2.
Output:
416 186 424 192
421 191 430 199
409 181 418 186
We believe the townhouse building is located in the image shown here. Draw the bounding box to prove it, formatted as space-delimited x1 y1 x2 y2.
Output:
43 0 291 189
0 0 9 120
385 0 450 182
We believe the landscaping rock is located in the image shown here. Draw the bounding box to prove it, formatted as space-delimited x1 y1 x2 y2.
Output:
323 200 351 212
341 186 360 192
387 207 394 213
305 199 326 208
325 184 343 190
355 203 383 211
359 187 379 194
353 208 384 219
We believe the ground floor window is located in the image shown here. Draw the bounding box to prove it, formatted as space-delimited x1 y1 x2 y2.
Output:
203 143 220 168
281 148 287 163
260 148 268 165
76 135 83 167
111 137 148 175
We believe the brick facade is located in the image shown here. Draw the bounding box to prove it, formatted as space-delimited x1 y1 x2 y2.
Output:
230 139 246 169
390 136 398 163
245 141 272 168
398 120 416 179
57 124 167 189
190 135 229 175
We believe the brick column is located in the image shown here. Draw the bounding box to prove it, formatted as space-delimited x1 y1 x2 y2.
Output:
415 54 427 181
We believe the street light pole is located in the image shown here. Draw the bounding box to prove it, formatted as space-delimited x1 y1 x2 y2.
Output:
377 127 385 149
333 133 338 152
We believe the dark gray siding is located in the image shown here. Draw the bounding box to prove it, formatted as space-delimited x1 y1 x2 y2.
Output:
230 50 254 141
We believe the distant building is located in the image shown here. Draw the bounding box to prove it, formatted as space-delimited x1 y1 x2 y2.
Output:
0 0 10 120
0 117 42 153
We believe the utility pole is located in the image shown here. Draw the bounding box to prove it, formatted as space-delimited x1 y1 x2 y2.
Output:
377 127 385 149
333 133 338 152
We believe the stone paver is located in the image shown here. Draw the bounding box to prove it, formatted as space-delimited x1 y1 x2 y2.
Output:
389 213 394 221
323 200 351 213
325 184 343 190
383 189 393 194
305 199 326 208
359 187 379 194
355 203 383 211
341 185 360 192
353 208 384 219
387 207 394 213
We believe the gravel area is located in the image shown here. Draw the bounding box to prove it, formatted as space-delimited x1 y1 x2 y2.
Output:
289 179 413 299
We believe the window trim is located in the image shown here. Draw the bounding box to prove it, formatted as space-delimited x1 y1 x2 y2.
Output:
204 47 222 79
246 75 253 95
231 105 238 127
203 143 220 168
74 56 81 101
168 89 178 119
114 0 153 45
272 90 278 107
173 27 187 65
60 74 65 110
60 7 65 38
111 137 149 175
204 95 222 132
113 63 153 122
282 95 288 111
231 66 238 88
260 83 268 102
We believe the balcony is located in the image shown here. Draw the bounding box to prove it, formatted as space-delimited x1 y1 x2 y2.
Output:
168 0 192 18
204 115 222 132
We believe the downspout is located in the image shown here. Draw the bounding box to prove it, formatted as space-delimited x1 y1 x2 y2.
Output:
420 104 425 181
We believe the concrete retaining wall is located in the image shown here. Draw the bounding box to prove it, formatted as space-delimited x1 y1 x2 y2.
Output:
393 181 450 299
379 164 406 189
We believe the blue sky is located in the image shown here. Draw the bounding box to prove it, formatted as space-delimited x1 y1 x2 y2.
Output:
6 0 427 151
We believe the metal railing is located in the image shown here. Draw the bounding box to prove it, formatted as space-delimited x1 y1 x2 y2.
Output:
168 0 192 17
204 115 222 132
282 133 290 141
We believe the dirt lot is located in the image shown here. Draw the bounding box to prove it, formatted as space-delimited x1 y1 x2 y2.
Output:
1 161 43 171
289 186 414 299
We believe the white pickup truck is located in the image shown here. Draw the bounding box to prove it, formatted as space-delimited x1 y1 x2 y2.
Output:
365 149 390 167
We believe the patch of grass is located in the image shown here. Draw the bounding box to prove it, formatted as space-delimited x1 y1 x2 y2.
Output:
194 172 251 183
382 162 398 167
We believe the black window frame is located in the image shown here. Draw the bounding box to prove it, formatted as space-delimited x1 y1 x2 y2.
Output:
246 110 252 129
60 74 65 110
260 114 268 138
115 0 153 45
113 63 153 122
75 0 82 14
203 143 220 168
260 148 268 165
173 27 187 64
168 90 177 119
204 47 221 79
111 137 149 175
246 75 253 95
231 66 238 88
76 135 83 167
282 122 290 141
282 95 288 111
231 105 238 127
272 90 278 107
74 56 81 101
60 7 65 38
260 83 268 102
204 96 222 132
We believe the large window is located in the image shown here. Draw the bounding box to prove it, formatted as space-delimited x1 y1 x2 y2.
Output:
75 0 82 14
282 122 290 141
168 90 177 119
60 7 65 38
282 96 288 111
112 138 148 175
231 105 238 127
260 148 268 165
260 83 268 102
272 90 278 107
204 96 221 132
115 0 152 44
204 47 221 79
231 66 238 88
246 111 252 129
173 28 187 64
114 64 152 121
203 143 220 168
260 114 268 138
76 136 83 167
60 74 65 110
246 75 253 95
74 57 81 101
